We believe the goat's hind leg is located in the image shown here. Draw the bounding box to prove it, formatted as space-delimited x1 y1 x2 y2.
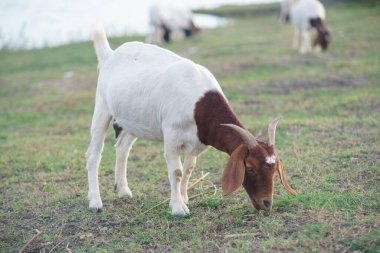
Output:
86 96 111 212
114 131 137 198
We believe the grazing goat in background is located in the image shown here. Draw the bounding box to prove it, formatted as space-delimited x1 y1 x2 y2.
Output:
86 25 297 216
147 3 200 44
280 0 332 53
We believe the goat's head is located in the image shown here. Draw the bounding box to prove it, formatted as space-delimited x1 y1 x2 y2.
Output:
316 30 332 51
183 20 201 38
221 119 297 211
310 18 332 51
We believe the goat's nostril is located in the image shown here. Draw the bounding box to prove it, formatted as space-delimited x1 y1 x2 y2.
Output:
263 199 272 209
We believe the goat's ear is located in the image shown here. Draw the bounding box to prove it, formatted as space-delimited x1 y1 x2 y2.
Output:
276 159 297 196
222 144 248 196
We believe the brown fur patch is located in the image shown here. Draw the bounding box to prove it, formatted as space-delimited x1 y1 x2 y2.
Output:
194 91 244 154
186 165 194 173
174 169 182 181
310 17 331 50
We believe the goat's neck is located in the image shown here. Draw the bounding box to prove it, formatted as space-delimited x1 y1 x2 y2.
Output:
194 91 244 155
212 123 245 155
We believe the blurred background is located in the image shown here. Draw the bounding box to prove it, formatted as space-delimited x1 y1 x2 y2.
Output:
0 0 280 50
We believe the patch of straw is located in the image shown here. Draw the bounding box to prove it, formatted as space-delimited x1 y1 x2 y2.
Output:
19 229 42 253
224 233 257 239
64 242 72 253
48 237 68 253
128 172 212 223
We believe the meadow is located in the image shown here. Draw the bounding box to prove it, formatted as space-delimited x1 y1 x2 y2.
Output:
0 1 379 252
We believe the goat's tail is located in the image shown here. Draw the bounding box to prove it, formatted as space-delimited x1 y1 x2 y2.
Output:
92 23 113 64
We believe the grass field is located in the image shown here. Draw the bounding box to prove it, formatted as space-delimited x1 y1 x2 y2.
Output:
1 1 379 252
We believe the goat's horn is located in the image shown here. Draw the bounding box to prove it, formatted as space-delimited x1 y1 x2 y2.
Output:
268 117 282 146
277 160 297 196
221 124 258 149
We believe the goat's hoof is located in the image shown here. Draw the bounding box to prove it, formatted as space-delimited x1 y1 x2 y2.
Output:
172 213 190 219
171 209 188 217
114 184 133 198
171 202 190 216
88 196 103 212
89 202 103 213
90 207 102 213
119 190 133 199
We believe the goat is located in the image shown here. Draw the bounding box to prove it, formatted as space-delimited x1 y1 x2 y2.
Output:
146 3 200 44
280 0 331 53
86 26 297 216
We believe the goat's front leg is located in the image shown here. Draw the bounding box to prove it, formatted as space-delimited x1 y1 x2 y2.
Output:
86 97 111 212
299 29 311 54
181 155 197 204
150 26 163 44
114 132 137 198
164 140 189 216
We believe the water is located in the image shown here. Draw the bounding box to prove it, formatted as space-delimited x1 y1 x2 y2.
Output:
0 0 279 50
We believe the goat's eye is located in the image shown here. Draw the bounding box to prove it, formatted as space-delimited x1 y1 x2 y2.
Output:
246 167 256 174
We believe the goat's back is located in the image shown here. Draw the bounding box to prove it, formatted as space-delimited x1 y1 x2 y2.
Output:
291 0 326 29
149 4 192 30
97 42 222 140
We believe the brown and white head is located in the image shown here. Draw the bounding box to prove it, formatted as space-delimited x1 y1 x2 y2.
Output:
310 18 332 51
221 118 297 211
183 20 201 38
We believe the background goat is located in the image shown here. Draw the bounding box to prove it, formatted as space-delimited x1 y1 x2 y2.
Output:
280 0 332 53
87 26 296 216
147 3 200 44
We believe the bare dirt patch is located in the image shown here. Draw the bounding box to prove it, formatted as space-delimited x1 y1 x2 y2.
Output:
210 61 256 77
200 55 257 77
246 75 368 95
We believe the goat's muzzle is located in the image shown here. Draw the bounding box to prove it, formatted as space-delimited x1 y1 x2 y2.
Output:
251 197 273 211
321 32 332 50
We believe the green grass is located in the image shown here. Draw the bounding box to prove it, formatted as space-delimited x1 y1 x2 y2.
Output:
1 1 379 252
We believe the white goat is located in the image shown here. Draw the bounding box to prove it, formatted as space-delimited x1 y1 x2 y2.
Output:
280 0 331 53
86 26 296 216
147 3 200 44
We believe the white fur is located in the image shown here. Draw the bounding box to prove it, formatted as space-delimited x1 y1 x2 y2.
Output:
87 26 222 215
280 0 326 54
146 3 195 44
266 155 276 165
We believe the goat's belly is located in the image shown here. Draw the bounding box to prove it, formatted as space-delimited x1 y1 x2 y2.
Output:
112 107 163 140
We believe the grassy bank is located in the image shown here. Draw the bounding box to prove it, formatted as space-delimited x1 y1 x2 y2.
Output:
1 1 379 252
